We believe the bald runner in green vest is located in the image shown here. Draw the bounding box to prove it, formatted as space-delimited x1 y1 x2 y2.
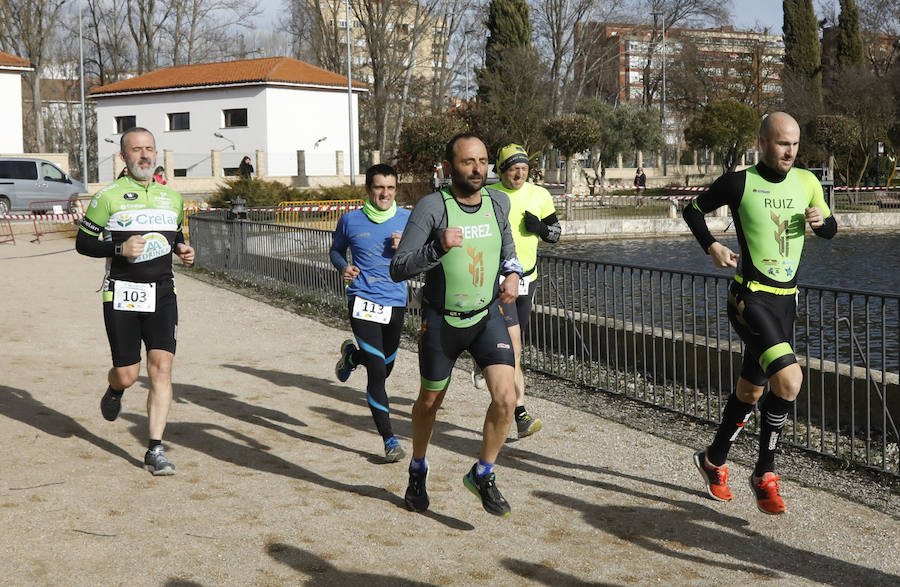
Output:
683 112 838 515
391 133 524 517
474 144 561 439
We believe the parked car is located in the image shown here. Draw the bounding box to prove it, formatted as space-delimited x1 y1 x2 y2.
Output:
0 157 87 215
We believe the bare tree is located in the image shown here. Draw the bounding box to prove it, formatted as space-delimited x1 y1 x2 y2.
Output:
83 0 134 86
164 0 262 66
633 0 731 109
0 0 68 152
532 0 608 116
858 0 900 76
124 0 173 74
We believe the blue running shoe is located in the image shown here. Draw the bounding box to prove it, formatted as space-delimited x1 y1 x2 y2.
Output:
335 339 357 382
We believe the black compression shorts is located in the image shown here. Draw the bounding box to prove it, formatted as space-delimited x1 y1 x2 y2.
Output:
499 278 536 331
417 302 515 390
103 280 178 367
727 280 797 386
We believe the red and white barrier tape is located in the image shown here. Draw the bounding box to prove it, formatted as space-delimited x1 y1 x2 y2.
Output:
539 182 895 192
0 213 84 220
551 194 695 201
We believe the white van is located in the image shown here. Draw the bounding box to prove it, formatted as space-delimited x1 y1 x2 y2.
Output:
0 157 87 215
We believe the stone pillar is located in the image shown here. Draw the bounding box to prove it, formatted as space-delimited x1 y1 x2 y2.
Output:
370 150 381 165
616 152 623 168
164 149 174 180
753 150 759 164
740 153 746 166
297 150 308 182
113 155 124 179
336 151 345 178
693 150 698 166
636 150 643 169
656 153 662 168
256 149 266 178
211 149 221 178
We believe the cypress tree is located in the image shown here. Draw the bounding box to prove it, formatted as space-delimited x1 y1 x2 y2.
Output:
836 0 865 68
783 0 823 113
478 0 531 101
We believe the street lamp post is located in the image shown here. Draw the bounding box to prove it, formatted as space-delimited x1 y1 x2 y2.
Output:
345 0 356 185
651 12 667 177
464 30 474 100
78 0 88 185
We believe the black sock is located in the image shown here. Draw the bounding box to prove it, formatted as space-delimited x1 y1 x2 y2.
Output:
707 393 755 467
755 392 793 477
148 439 162 450
107 385 124 397
514 406 527 420
350 348 365 368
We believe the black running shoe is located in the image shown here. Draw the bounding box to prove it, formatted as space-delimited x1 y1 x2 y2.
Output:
100 387 123 421
404 464 429 512
463 464 511 517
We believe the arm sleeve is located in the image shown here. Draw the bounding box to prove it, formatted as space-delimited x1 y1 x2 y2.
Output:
682 172 739 253
329 216 350 271
491 191 523 276
75 229 115 258
803 170 837 239
539 188 561 243
390 194 446 282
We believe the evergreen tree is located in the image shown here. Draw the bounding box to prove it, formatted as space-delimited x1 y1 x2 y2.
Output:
836 0 865 68
782 0 823 115
478 0 531 102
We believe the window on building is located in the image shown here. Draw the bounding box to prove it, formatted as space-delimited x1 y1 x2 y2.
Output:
167 112 190 131
173 168 188 177
223 108 248 128
115 115 136 134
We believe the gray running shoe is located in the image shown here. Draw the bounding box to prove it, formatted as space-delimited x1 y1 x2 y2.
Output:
516 411 543 438
100 387 123 421
144 446 176 476
463 464 511 517
384 437 405 463
471 366 487 390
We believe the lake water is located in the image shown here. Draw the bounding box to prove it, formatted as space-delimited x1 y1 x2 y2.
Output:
550 231 900 295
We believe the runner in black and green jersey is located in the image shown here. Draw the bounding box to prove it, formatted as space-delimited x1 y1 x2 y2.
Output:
390 134 523 517
683 112 837 515
76 127 195 476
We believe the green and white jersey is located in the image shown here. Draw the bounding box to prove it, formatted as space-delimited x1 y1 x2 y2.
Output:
79 176 185 284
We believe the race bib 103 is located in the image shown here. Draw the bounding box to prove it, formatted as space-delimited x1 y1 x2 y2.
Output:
113 280 156 312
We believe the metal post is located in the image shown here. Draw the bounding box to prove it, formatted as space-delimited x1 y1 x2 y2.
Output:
345 0 356 186
464 33 470 99
661 19 667 178
78 0 88 185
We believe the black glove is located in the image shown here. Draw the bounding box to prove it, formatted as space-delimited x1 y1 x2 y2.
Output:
523 211 549 238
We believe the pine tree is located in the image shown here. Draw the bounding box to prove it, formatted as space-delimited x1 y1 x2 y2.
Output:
836 0 865 68
782 0 823 114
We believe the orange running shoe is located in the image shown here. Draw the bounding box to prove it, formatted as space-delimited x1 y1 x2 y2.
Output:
750 472 787 515
693 450 733 501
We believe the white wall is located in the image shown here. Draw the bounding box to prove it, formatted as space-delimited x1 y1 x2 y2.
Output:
94 86 268 183
264 86 360 177
94 84 362 183
0 71 25 153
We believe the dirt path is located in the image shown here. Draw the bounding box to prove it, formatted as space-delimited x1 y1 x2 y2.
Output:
1 235 897 586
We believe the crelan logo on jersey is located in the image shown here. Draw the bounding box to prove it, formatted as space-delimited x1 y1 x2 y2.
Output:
114 210 178 229
117 213 134 228
467 245 484 287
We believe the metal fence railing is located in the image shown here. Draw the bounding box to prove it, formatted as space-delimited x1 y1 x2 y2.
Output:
189 212 899 476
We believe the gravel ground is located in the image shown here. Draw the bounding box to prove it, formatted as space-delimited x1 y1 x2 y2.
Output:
1 235 897 586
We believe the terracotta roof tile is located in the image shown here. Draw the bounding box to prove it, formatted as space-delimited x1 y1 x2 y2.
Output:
0 51 31 69
90 56 365 96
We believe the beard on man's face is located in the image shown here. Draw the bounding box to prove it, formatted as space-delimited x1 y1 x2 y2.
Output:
128 157 155 181
450 165 484 194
